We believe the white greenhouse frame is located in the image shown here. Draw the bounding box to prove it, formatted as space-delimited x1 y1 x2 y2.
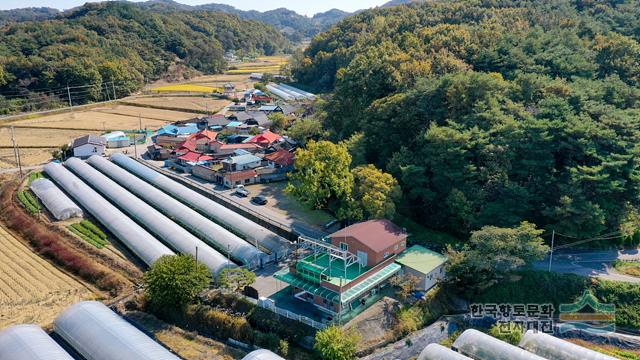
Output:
0 324 73 360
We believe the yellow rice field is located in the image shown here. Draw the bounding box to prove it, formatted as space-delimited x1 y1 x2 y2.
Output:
0 225 94 327
151 84 223 93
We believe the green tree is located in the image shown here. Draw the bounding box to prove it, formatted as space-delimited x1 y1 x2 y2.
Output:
287 140 353 211
286 117 326 146
268 112 288 132
98 60 143 98
446 222 549 291
351 164 401 219
314 326 360 360
144 254 211 310
594 33 640 84
344 133 367 167
218 268 256 292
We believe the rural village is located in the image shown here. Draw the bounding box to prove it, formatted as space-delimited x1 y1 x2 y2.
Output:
1 1 640 360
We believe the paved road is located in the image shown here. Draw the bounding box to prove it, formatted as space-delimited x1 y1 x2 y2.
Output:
533 248 640 283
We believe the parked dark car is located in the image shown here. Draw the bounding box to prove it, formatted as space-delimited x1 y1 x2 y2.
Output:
251 196 268 205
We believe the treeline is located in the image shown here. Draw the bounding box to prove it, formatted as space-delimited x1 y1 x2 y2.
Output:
0 1 289 114
292 0 640 240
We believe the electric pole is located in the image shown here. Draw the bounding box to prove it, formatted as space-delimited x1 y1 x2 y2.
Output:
548 230 555 272
112 81 116 100
10 126 23 177
67 85 72 107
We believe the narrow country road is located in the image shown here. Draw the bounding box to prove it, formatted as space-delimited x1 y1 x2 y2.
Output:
533 248 640 283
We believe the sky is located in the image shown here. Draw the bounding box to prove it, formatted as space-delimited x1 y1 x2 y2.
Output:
0 0 390 16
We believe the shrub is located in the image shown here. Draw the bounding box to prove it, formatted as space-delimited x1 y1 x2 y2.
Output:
394 305 424 336
314 326 360 360
488 322 524 345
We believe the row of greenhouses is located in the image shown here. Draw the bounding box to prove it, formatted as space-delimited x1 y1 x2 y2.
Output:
418 329 617 360
43 154 290 275
0 301 179 360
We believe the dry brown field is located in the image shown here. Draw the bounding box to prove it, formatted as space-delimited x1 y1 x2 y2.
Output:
0 148 59 169
0 225 94 327
124 97 230 113
6 105 187 130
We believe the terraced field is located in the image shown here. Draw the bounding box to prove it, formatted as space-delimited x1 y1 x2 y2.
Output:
0 225 93 327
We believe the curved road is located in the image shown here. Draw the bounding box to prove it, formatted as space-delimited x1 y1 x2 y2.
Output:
533 248 640 283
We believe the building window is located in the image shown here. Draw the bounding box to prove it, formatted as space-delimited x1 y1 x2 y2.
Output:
394 244 399 251
384 252 390 258
340 242 348 251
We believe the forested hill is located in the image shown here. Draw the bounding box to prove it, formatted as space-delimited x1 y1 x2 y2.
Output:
0 1 288 112
292 0 640 240
0 7 59 25
138 0 351 41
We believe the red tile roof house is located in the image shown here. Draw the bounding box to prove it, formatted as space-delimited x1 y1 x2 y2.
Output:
208 141 262 158
167 150 213 173
274 219 408 323
186 130 218 152
256 149 296 182
247 130 283 148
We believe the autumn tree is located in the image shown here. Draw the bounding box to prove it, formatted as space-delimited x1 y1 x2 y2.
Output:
314 326 360 360
287 117 327 146
144 254 211 310
287 140 353 211
268 112 289 132
351 164 401 220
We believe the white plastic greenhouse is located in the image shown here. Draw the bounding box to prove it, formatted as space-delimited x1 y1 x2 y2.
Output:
278 84 316 100
0 324 73 360
266 84 295 101
242 349 286 360
65 158 234 275
54 301 180 360
418 343 472 360
44 162 174 266
268 84 306 100
452 329 546 360
519 330 618 360
88 155 264 268
110 154 290 258
30 178 83 220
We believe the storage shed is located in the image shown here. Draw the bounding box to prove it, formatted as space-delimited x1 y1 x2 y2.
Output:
0 324 73 360
395 245 447 291
30 178 83 220
72 135 105 159
54 301 180 360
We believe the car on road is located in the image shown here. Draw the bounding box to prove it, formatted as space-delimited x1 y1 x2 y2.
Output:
233 185 250 197
251 195 268 205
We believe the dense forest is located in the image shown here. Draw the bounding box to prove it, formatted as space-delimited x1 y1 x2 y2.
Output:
292 0 640 241
0 7 59 25
0 1 289 114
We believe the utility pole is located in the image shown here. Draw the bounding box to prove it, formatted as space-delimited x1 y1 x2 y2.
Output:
548 230 555 272
67 85 72 107
10 126 23 177
112 81 116 100
105 83 111 101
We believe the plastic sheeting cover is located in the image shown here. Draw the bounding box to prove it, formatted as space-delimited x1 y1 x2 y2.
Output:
54 301 180 360
44 162 173 266
418 343 472 360
30 178 83 220
66 157 234 275
89 155 263 268
242 349 286 360
265 84 295 101
111 154 289 258
452 329 547 360
0 324 73 360
519 330 618 360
